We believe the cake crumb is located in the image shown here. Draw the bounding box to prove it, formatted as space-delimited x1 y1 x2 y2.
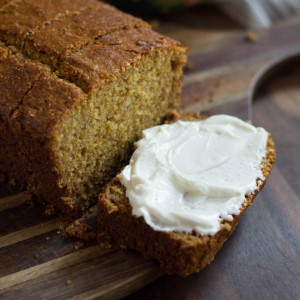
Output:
44 204 56 216
59 225 64 231
34 254 39 259
222 223 232 231
45 236 50 241
74 242 84 250
245 30 258 42
9 178 16 186
64 222 96 241
97 231 112 248
66 280 71 286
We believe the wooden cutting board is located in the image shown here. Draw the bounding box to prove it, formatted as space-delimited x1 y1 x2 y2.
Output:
0 8 300 300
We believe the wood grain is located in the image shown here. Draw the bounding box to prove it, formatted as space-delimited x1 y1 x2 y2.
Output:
0 218 67 249
0 193 25 212
0 7 300 300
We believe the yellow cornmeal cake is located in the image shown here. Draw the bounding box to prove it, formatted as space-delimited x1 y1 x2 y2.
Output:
97 112 276 276
0 0 187 215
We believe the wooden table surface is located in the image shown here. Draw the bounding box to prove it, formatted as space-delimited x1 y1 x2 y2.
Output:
0 6 300 300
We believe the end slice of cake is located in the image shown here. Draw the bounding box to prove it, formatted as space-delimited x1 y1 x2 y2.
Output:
97 112 276 276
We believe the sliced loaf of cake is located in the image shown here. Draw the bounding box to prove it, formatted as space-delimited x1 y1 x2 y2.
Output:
0 0 187 215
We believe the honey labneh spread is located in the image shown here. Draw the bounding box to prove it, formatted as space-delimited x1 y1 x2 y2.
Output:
118 115 268 235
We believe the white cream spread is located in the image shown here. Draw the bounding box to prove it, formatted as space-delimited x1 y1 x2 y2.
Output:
118 115 268 236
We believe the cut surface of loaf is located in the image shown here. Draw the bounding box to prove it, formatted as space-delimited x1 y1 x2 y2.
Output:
97 112 276 276
0 0 187 215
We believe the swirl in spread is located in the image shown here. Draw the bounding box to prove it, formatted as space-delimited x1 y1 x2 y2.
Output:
118 115 268 236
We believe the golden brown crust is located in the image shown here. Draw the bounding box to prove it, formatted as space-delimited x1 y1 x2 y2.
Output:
0 46 44 188
58 27 183 93
24 2 150 70
0 0 181 93
0 46 42 120
97 113 276 277
0 46 86 214
0 0 92 45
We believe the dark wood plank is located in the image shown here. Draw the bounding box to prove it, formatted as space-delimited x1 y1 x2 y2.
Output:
0 201 61 237
0 245 162 300
180 18 300 111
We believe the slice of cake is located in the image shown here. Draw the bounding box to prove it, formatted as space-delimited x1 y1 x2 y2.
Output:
0 0 187 215
97 112 276 276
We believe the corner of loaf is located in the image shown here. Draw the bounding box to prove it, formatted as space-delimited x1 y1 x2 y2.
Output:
0 0 187 215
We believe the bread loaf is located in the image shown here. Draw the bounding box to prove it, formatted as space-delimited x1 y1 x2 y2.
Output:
0 0 187 215
97 112 276 276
